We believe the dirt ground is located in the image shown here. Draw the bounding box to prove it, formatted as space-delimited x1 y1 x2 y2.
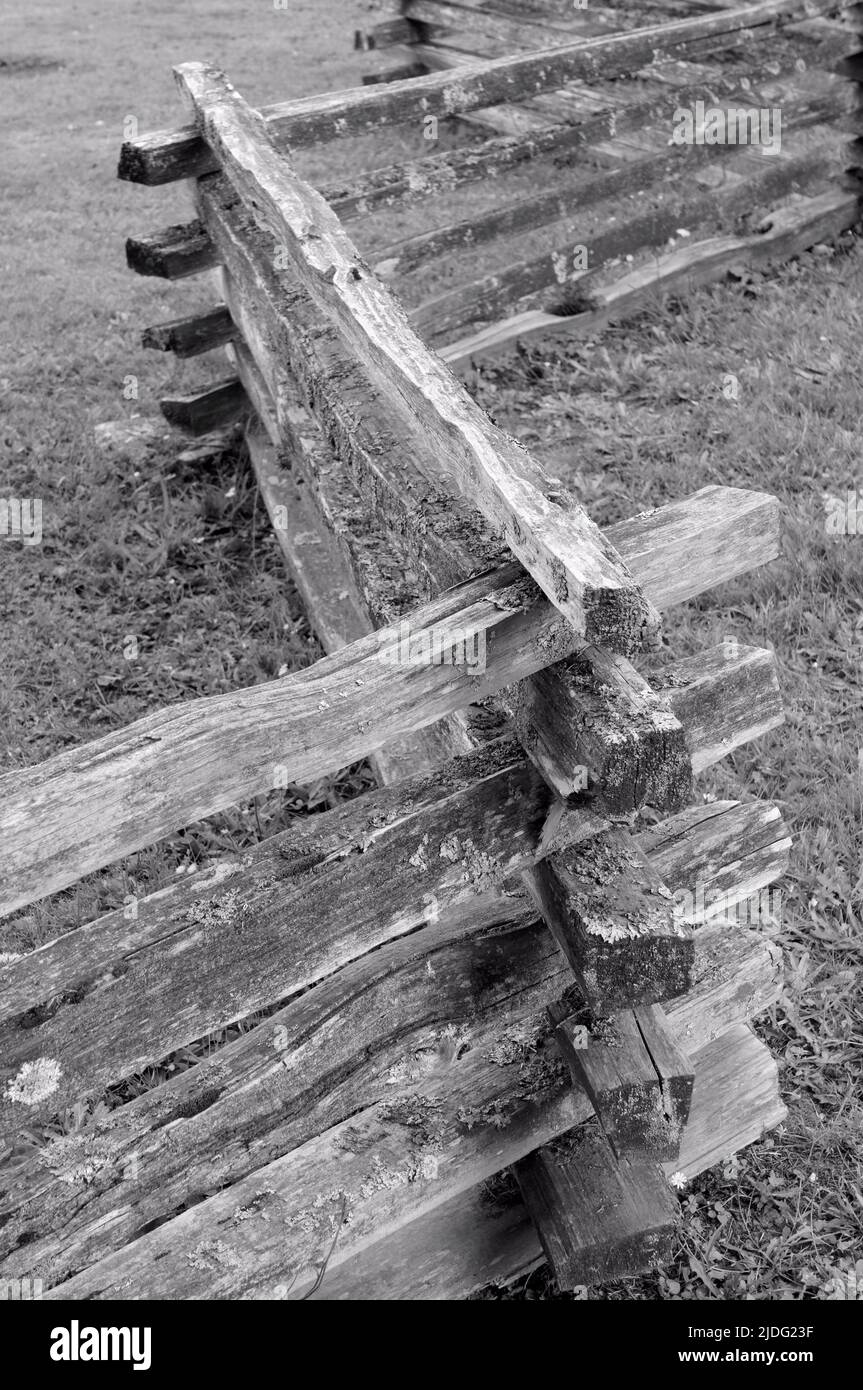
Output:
2 0 862 1302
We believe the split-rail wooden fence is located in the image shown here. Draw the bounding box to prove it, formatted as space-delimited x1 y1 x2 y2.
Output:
3 0 859 1298
348 0 861 365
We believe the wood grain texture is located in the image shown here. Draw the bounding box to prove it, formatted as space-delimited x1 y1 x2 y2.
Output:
142 305 234 358
117 0 846 184
416 141 832 343
237 356 477 783
656 641 784 774
0 478 779 919
556 1005 693 1160
197 176 780 818
314 1022 783 1300
514 1127 679 1288
0 905 780 1288
517 645 692 807
0 793 787 1128
160 376 248 435
441 187 860 364
125 220 217 279
175 63 655 655
30 951 782 1299
528 827 694 1012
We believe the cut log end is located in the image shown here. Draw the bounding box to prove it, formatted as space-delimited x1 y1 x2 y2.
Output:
515 1128 679 1289
583 583 662 660
529 828 695 1012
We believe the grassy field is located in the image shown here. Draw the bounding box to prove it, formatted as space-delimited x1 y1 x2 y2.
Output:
1 0 862 1301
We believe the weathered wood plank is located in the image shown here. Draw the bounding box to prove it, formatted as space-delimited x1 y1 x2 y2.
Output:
160 376 248 435
516 646 692 807
0 782 787 1103
0 786 786 1146
641 799 791 926
442 187 860 365
0 477 779 919
176 64 656 654
664 1021 786 1179
243 412 369 653
320 93 691 221
142 305 234 358
404 0 578 49
315 1022 784 1299
555 1005 694 1160
514 1127 679 1288
214 190 677 812
0 736 574 1089
528 827 694 1012
0 907 780 1288
236 353 477 782
35 1005 783 1300
118 0 845 183
371 63 848 281
373 142 714 282
126 220 218 279
355 18 423 51
415 141 831 343
198 176 780 814
656 641 784 774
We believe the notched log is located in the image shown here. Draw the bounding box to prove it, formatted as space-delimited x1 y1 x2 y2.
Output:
527 828 694 1012
514 1125 679 1289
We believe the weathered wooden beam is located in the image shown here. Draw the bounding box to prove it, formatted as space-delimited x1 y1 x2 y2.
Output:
142 305 234 358
657 640 784 774
362 62 429 86
327 39 846 222
355 17 424 50
218 213 674 809
516 637 783 807
373 141 712 282
125 219 218 279
0 476 779 920
442 186 860 365
321 94 689 221
516 646 692 808
118 0 844 184
416 140 831 343
313 1022 784 1299
0 765 786 1139
0 901 780 1289
556 1006 694 1160
198 177 780 813
641 798 791 926
371 69 848 281
528 827 694 1012
175 64 656 656
237 355 477 782
160 376 249 435
514 1127 679 1289
404 0 577 49
32 1002 783 1299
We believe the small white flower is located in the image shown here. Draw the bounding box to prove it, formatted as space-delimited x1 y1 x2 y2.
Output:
670 1170 688 1190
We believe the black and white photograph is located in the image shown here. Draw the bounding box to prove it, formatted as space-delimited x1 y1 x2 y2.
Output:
1 0 861 1351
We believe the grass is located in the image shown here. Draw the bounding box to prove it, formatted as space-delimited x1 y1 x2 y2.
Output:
1 0 862 1301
